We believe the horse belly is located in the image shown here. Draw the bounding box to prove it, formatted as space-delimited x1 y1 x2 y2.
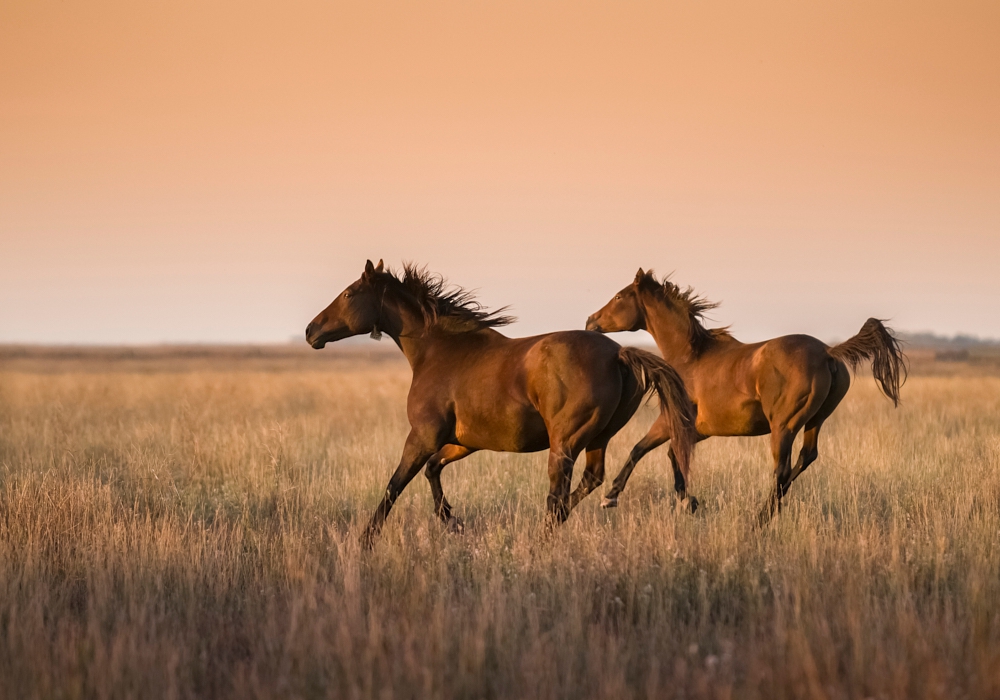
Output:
697 400 770 437
454 407 550 453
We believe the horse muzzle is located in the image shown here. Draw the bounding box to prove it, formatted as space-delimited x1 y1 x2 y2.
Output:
306 322 351 349
305 323 323 349
305 322 334 349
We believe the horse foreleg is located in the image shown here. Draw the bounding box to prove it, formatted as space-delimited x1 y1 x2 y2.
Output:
363 431 439 548
545 445 579 527
424 444 475 533
568 446 606 511
668 445 699 513
602 414 672 508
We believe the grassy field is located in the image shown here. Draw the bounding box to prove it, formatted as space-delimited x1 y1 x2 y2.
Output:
1 346 999 699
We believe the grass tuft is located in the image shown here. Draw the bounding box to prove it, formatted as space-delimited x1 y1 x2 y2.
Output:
1 354 998 698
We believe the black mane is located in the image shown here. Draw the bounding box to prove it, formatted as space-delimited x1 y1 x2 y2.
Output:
638 271 732 355
383 263 515 333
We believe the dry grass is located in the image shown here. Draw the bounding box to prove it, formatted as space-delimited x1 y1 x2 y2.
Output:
1 347 999 699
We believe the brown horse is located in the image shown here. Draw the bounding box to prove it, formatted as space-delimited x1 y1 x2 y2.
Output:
306 260 696 545
586 269 906 524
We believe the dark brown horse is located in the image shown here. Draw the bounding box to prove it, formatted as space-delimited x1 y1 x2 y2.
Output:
586 269 906 524
306 260 696 544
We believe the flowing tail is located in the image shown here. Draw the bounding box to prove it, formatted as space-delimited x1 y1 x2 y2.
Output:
829 318 908 406
617 346 698 479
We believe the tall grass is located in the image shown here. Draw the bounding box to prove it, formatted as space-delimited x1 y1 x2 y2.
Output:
1 354 998 699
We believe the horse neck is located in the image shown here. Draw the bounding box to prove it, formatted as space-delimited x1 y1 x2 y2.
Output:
640 293 697 365
378 294 434 368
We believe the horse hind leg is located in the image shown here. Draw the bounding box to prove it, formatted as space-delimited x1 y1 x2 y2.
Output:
568 445 606 511
756 428 797 528
544 444 578 527
786 358 849 484
787 360 847 484
546 420 608 526
790 424 821 483
757 422 821 527
754 357 843 529
543 372 623 526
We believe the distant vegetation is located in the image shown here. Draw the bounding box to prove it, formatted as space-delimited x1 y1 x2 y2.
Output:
900 331 1000 349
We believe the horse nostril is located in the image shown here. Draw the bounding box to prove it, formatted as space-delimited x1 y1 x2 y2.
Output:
305 323 315 339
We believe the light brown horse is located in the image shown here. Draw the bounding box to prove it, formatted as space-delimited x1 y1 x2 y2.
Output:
586 268 906 524
306 260 696 545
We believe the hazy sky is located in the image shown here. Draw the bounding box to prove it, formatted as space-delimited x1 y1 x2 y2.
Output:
2 0 998 344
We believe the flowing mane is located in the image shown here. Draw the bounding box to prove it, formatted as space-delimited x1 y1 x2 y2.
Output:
381 263 515 333
638 270 732 355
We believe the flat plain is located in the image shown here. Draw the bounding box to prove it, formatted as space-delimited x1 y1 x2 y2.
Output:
1 345 998 699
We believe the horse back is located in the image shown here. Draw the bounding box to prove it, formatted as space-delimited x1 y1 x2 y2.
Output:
405 330 624 452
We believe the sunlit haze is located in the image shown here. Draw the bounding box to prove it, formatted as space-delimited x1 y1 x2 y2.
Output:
2 1 998 344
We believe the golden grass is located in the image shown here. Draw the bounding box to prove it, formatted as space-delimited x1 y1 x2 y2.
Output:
1 349 999 699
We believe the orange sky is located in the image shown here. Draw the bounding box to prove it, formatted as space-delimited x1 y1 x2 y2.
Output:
2 0 998 343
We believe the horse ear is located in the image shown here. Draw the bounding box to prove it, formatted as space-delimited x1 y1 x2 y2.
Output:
634 268 645 283
375 259 384 272
363 259 375 279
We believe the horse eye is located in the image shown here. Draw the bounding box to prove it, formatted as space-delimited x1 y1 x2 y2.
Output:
615 295 621 300
343 291 351 298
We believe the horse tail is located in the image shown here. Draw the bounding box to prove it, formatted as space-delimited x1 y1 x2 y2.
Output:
617 346 698 478
829 318 908 406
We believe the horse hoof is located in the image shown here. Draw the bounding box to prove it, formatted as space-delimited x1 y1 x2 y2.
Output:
600 496 619 509
446 516 465 534
683 496 699 514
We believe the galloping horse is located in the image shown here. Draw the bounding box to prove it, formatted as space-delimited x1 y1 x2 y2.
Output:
306 261 696 545
586 269 906 524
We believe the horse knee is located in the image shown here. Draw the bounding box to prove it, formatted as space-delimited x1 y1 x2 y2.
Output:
425 455 446 479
